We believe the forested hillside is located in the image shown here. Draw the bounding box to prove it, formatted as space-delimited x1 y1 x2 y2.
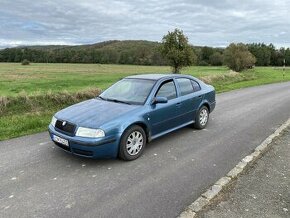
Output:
0 40 289 66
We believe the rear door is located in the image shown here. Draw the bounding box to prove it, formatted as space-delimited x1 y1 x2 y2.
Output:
175 78 203 124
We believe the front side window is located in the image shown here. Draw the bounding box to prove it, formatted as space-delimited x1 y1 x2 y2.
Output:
176 78 194 96
156 81 177 100
100 79 155 105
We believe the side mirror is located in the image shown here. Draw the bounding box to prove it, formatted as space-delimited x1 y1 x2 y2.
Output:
152 96 168 104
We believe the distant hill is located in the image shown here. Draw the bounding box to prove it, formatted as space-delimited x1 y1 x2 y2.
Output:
0 40 168 65
0 40 224 66
0 40 287 66
18 45 71 50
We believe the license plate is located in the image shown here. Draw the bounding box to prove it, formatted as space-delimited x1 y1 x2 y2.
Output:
52 135 69 147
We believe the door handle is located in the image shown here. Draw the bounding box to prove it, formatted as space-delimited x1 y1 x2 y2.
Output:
176 102 182 106
197 95 202 99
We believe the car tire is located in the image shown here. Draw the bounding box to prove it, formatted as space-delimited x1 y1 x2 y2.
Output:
194 106 209 129
119 125 146 161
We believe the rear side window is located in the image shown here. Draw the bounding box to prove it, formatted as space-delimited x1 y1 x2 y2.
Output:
191 80 201 91
156 81 177 100
176 78 194 96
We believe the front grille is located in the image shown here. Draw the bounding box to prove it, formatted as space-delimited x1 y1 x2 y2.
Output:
55 120 76 136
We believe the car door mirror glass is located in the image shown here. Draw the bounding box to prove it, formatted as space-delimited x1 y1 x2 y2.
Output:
153 97 168 104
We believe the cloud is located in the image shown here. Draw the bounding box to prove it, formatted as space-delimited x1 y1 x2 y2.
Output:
0 0 290 48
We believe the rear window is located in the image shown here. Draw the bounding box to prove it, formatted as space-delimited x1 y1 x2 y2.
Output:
191 80 201 91
176 78 194 96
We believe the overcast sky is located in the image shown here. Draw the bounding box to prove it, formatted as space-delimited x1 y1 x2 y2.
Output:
0 0 289 49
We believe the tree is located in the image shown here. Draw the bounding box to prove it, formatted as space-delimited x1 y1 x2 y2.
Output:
201 46 214 63
285 48 290 66
209 52 223 66
248 43 271 66
160 29 196 73
224 43 256 72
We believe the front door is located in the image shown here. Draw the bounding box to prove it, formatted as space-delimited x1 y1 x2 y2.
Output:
149 80 180 136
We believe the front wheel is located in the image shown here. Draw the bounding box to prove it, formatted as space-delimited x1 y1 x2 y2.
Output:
194 106 209 129
119 125 146 161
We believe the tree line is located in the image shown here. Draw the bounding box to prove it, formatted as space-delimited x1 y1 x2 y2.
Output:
0 40 289 67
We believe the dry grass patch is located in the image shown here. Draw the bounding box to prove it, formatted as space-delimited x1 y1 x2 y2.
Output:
0 88 102 115
200 71 241 84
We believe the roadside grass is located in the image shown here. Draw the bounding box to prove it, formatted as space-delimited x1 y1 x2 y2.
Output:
0 114 52 140
0 88 101 141
212 67 290 92
0 63 289 141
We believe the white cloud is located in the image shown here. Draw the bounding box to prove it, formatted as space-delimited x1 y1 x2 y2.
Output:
0 0 290 48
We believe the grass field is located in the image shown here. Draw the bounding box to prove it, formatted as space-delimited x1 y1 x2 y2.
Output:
0 63 290 140
0 63 230 96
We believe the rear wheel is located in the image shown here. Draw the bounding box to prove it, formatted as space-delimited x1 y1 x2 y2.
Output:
194 106 209 129
119 125 146 161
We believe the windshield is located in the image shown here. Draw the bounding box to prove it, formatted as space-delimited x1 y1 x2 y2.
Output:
99 78 156 105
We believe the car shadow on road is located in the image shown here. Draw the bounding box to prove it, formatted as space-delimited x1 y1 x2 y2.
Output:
146 121 214 148
49 121 213 169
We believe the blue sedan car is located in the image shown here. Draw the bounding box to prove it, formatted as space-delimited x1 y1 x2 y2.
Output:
48 74 215 160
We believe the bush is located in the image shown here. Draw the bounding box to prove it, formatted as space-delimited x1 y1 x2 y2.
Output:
198 60 209 66
224 43 256 72
21 59 30 65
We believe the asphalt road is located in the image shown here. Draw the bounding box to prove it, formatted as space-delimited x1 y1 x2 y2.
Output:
202 127 290 218
1 82 290 218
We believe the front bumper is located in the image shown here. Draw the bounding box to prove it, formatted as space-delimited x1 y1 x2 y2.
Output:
48 124 120 159
209 101 216 113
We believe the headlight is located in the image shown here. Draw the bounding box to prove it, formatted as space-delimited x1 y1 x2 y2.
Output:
51 116 57 127
75 127 105 138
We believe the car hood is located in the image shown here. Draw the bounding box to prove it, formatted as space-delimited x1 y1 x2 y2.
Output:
55 99 140 128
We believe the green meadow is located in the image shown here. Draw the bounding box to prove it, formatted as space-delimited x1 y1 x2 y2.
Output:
0 63 289 140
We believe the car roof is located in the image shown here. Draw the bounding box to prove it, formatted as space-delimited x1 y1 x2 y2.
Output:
125 74 193 81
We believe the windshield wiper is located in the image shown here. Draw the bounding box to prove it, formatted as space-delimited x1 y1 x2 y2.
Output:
106 98 131 105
